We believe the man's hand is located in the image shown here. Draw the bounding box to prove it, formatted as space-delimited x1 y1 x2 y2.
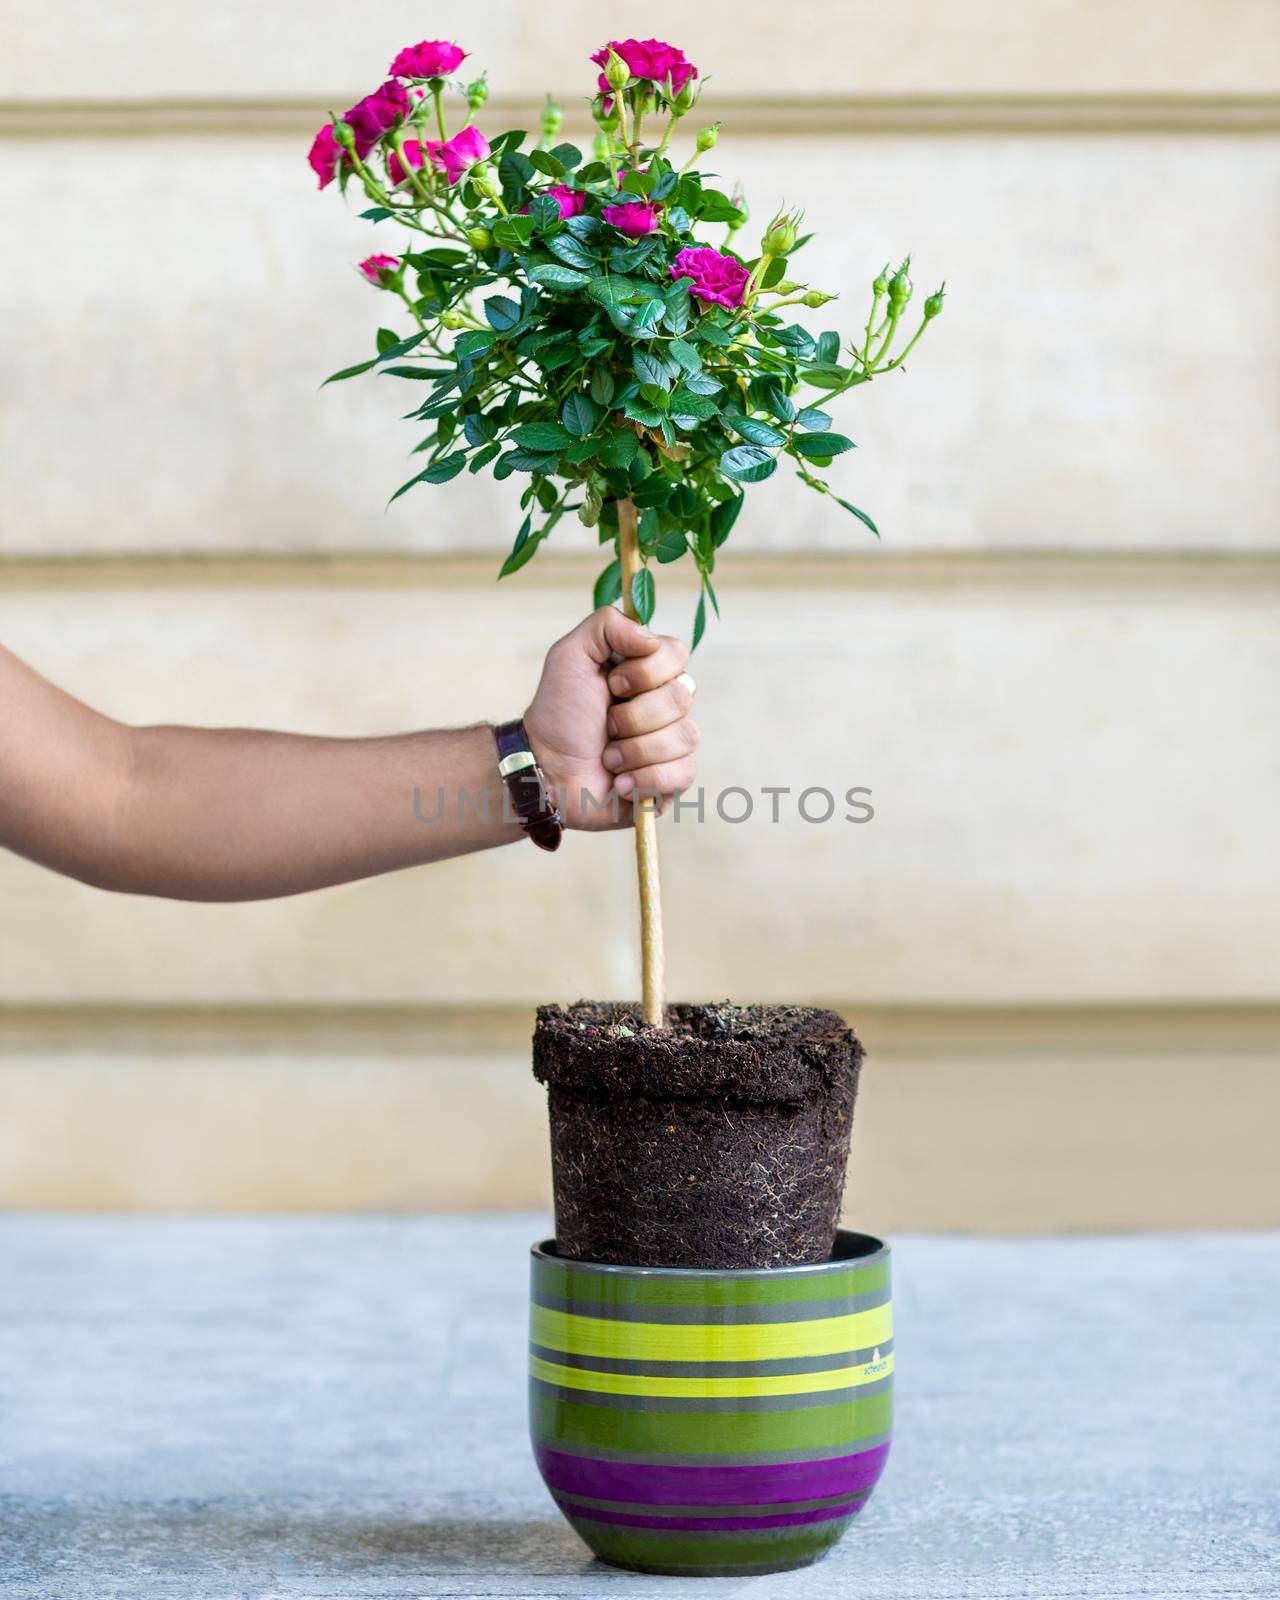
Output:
524 606 699 831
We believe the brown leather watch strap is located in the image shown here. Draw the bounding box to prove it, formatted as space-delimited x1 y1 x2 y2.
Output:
493 720 563 852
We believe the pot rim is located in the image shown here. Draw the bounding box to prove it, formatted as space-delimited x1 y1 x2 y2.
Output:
530 1227 888 1278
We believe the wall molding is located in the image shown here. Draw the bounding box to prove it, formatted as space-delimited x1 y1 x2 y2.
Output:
1 549 1278 594
2 94 1278 140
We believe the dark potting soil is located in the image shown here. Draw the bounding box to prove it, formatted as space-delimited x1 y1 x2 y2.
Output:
532 1001 863 1269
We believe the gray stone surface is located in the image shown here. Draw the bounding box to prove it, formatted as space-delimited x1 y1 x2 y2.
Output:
0 1215 1275 1599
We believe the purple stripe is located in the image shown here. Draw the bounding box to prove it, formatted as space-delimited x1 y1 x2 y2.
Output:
561 1497 868 1533
535 1441 890 1506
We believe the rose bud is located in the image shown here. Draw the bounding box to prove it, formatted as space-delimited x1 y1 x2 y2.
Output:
761 210 800 257
357 254 401 286
542 95 564 138
803 288 837 307
604 48 631 93
439 310 468 329
872 263 890 296
727 185 749 231
332 120 356 154
674 77 699 112
466 75 489 111
695 122 720 153
888 258 913 309
465 224 493 250
923 283 946 319
468 161 501 201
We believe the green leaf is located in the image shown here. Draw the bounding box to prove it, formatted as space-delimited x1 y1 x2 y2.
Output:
321 359 376 387
527 262 590 289
375 331 429 363
815 331 841 364
680 369 722 397
379 365 439 380
588 366 616 406
634 350 672 390
549 142 583 170
492 214 536 250
692 592 707 651
375 327 400 353
593 559 623 608
794 432 855 459
667 338 701 373
359 206 395 223
834 496 880 538
655 530 688 564
727 416 787 448
803 365 851 390
504 448 560 473
796 406 833 431
624 399 664 428
498 151 535 192
603 429 639 468
709 493 744 546
467 440 501 473
547 233 598 270
421 450 469 484
528 149 566 178
720 444 778 483
499 516 538 578
563 436 598 464
511 421 571 450
484 295 522 331
561 392 600 438
631 568 656 625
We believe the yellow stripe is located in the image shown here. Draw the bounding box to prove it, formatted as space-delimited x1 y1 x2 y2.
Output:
530 1350 895 1398
530 1303 893 1363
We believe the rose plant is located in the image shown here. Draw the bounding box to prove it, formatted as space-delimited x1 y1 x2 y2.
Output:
311 36 944 652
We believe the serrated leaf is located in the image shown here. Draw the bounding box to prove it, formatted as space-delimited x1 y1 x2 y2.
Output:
498 516 538 578
667 338 701 373
794 431 855 460
492 214 536 250
375 331 429 364
467 440 501 473
680 370 722 397
321 359 376 386
727 416 787 448
379 365 439 380
561 392 600 438
588 366 616 406
796 406 833 431
527 262 590 289
834 496 880 538
484 295 523 331
709 493 744 546
655 530 688 563
633 350 672 390
631 568 656 625
632 299 665 332
511 421 571 450
421 450 469 484
549 142 582 170
593 559 623 607
720 444 778 483
692 592 707 651
528 149 566 178
603 429 639 468
547 233 598 270
815 331 841 364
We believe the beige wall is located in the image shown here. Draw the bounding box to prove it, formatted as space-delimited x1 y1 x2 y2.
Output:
1 2 1277 1223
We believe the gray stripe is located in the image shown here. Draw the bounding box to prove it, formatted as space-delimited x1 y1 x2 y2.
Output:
531 1288 891 1323
554 1487 873 1518
530 1375 894 1413
532 1428 893 1466
530 1339 894 1378
532 1233 889 1278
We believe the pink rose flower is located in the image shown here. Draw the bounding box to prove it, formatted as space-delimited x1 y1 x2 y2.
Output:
390 39 467 80
602 201 661 238
671 245 750 310
387 139 424 187
358 254 401 286
424 124 490 185
307 124 344 189
543 183 586 220
591 38 697 97
343 81 413 159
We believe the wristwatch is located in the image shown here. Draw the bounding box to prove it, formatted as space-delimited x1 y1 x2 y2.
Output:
493 720 564 852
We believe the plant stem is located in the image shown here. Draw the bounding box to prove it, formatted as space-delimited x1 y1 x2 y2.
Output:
617 496 666 1028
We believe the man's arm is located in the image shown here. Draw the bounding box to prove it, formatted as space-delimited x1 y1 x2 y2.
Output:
0 607 697 902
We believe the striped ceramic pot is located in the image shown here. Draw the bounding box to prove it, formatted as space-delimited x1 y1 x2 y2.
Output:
528 1230 892 1577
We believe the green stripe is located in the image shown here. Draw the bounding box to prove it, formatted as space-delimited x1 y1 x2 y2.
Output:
535 1259 889 1308
564 1516 853 1571
531 1384 892 1456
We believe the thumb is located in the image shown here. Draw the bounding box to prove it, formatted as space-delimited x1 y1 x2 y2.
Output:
578 604 660 666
